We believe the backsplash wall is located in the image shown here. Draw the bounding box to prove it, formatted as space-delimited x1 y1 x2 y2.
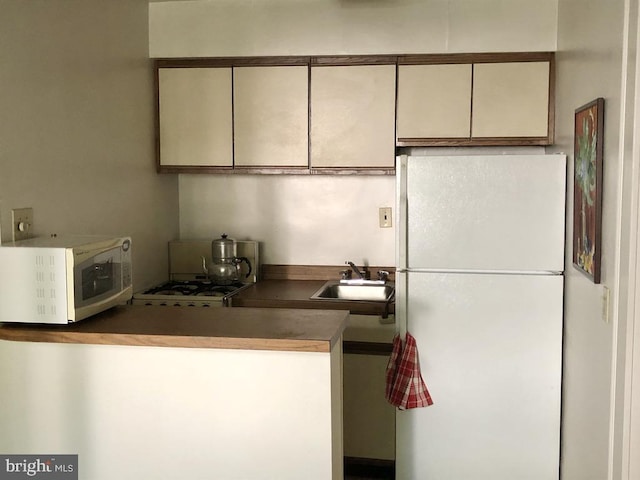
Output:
179 174 396 266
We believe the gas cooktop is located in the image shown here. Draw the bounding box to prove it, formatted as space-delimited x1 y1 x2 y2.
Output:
132 280 252 307
131 239 259 308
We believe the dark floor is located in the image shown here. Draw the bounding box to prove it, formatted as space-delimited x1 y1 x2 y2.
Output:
346 477 392 480
344 457 394 480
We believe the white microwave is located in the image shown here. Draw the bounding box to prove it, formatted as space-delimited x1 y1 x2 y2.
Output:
0 236 132 324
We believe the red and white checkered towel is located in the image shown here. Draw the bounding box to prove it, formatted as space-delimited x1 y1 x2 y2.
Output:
385 332 433 410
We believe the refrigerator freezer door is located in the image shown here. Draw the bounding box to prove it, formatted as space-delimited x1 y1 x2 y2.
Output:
396 271 562 480
400 155 566 272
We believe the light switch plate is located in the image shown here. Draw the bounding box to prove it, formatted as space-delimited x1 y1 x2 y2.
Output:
379 207 392 228
12 207 33 242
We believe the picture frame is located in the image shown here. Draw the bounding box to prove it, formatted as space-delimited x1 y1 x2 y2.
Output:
573 97 604 284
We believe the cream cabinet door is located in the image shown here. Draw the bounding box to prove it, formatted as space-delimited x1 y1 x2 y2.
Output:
472 61 550 138
234 66 309 168
397 64 472 139
158 67 233 167
310 65 396 168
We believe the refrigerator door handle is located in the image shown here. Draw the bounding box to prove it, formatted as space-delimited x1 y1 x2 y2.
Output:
396 156 409 340
395 270 408 340
397 267 563 276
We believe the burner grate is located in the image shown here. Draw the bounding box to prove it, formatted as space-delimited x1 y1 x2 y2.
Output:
139 280 246 297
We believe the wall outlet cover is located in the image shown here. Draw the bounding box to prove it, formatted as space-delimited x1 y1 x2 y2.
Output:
12 207 33 242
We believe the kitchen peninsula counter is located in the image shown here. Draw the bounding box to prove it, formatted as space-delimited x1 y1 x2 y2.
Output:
0 305 346 479
0 304 348 353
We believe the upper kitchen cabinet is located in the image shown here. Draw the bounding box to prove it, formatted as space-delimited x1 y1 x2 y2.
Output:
397 63 472 139
157 65 233 171
234 66 309 169
396 52 555 147
310 62 396 171
154 53 555 174
471 61 550 139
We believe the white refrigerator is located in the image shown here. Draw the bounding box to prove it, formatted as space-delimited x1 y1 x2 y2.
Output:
395 154 566 480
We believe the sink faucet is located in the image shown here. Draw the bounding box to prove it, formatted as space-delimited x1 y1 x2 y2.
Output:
346 261 365 279
341 262 386 285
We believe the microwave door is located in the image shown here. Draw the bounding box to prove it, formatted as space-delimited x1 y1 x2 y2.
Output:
81 261 115 301
75 248 122 308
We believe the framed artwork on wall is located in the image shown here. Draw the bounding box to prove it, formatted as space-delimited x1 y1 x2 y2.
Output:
573 97 604 284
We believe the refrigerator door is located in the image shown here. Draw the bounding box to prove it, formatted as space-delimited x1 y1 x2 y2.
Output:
396 271 563 480
398 155 566 272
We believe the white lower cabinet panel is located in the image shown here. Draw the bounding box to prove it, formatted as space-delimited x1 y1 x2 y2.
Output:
0 341 342 480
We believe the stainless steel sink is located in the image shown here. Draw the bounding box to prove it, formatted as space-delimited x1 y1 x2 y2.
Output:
310 280 395 302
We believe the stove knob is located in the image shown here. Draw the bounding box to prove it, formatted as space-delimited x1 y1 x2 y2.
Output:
173 303 181 307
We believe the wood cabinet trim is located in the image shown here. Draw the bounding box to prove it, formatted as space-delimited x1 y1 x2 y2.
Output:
397 51 554 65
156 58 236 68
156 52 553 68
547 55 556 144
310 167 395 175
396 136 552 147
311 55 398 66
157 165 234 174
156 166 395 175
155 56 311 68
232 166 311 174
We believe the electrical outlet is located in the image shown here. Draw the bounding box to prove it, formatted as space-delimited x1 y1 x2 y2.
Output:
379 207 392 228
12 207 33 242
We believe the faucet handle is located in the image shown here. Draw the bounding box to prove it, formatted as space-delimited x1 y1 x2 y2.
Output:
377 270 390 282
363 267 371 280
340 270 352 280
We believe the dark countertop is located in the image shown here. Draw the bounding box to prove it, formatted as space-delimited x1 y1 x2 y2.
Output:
0 305 348 353
231 279 396 355
230 279 395 317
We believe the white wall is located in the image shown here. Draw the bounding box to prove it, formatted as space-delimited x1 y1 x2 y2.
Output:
179 174 395 265
149 0 558 266
0 0 179 290
554 0 640 478
149 0 558 57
